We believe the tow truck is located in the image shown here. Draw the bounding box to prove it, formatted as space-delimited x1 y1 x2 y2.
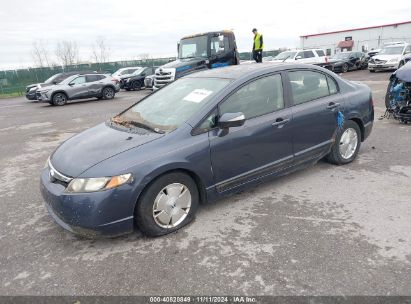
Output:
153 30 240 90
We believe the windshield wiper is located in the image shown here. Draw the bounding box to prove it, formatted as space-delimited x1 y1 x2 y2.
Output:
111 118 165 134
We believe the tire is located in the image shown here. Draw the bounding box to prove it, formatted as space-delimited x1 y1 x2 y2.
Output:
52 92 68 106
131 81 141 91
102 87 115 100
135 172 199 237
370 70 375 73
342 63 349 73
385 79 394 108
398 61 404 69
326 120 361 165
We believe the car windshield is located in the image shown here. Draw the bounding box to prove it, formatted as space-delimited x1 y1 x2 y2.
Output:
332 53 351 59
274 51 297 60
131 68 146 76
379 46 404 55
178 35 208 59
113 77 230 132
44 74 62 84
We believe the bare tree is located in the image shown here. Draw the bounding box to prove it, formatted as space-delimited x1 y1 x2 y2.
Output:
91 37 110 66
31 40 51 68
55 41 79 67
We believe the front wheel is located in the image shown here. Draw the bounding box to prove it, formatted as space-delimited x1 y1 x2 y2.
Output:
131 81 141 91
342 63 349 73
135 172 199 236
326 120 361 165
52 93 68 106
398 61 404 69
102 87 115 99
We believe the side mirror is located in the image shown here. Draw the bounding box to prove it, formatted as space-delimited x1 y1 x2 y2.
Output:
218 112 245 129
52 81 58 84
295 56 302 60
68 83 74 86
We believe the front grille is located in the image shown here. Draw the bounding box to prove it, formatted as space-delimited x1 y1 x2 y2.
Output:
374 59 387 64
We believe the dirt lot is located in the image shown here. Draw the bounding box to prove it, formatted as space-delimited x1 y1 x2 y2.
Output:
0 70 410 296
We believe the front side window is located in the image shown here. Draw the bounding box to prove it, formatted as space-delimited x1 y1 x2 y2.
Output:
220 74 284 120
316 50 325 57
289 70 331 104
117 77 230 132
70 76 86 85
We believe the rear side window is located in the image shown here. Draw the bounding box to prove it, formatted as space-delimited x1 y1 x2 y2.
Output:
289 70 333 104
220 74 284 119
86 75 103 82
303 51 315 58
316 50 325 57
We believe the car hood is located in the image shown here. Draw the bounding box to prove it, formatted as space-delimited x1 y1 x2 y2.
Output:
160 57 207 72
372 54 401 61
50 122 164 177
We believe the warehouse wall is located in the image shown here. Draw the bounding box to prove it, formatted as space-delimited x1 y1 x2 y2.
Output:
300 22 411 55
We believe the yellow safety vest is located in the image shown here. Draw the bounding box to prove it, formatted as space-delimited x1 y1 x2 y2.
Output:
254 33 264 50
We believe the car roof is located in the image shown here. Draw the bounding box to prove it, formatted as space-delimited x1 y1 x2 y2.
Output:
187 63 326 80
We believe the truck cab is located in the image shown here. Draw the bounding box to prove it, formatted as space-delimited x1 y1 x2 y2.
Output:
153 30 239 89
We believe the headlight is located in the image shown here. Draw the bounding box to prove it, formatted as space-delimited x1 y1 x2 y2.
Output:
389 58 399 63
66 173 133 193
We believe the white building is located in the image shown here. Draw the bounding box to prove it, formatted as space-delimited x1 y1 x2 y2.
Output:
300 21 411 55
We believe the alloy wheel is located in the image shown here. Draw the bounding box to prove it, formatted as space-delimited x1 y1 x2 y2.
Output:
103 88 114 99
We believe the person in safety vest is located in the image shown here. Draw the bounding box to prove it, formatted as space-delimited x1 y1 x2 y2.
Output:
252 28 264 63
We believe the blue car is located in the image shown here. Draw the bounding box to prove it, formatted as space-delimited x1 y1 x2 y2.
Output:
40 63 374 237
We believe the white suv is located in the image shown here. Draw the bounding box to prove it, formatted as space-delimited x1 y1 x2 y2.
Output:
271 49 327 64
368 42 411 72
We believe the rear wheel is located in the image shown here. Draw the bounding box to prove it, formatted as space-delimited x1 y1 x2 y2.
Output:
370 70 376 73
102 87 115 99
327 120 361 165
135 172 199 236
52 93 68 106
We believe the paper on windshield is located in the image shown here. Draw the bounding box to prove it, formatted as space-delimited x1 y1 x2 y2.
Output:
183 89 213 103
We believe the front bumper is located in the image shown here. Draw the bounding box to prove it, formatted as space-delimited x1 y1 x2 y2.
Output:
36 91 51 102
26 91 37 100
40 168 135 237
368 63 398 71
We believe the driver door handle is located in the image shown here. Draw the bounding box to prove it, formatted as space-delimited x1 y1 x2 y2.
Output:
272 118 290 127
327 102 340 110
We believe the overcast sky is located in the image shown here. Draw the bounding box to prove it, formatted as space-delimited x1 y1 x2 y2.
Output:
1 0 411 70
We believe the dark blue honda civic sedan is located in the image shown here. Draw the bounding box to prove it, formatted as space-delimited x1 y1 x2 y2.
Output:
40 63 374 237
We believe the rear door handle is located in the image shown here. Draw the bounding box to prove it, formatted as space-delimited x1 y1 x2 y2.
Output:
272 118 290 127
327 102 340 110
